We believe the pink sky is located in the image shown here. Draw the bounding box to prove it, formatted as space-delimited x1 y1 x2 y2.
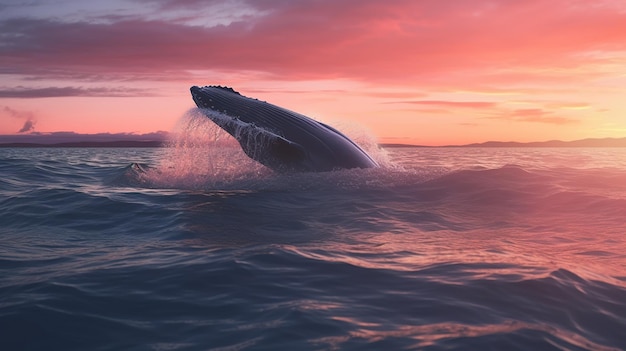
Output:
1 0 626 145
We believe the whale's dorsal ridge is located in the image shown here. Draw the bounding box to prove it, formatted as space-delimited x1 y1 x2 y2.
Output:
207 85 241 96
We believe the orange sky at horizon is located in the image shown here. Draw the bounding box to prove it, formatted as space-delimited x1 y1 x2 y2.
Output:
1 0 626 146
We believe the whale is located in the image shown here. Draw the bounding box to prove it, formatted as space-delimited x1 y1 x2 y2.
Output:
190 85 378 172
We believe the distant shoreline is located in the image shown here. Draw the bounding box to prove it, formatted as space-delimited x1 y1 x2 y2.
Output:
1 137 625 148
381 137 626 148
0 141 165 148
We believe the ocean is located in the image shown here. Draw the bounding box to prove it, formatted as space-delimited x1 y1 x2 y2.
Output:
1 140 626 350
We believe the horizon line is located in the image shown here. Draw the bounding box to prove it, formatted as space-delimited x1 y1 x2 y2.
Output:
0 133 625 148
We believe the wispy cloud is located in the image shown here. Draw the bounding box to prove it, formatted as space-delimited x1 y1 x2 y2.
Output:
2 106 37 133
0 86 150 98
505 108 579 125
2 105 32 119
390 100 498 109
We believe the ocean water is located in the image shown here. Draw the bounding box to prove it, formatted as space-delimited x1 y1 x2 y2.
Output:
1 142 626 350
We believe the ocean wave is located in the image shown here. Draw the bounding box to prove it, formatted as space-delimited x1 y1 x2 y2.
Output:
2 147 626 350
2 243 624 350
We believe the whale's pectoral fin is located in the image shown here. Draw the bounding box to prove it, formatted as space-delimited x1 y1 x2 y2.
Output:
236 129 308 171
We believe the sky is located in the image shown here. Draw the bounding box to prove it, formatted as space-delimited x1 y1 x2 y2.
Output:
1 0 626 145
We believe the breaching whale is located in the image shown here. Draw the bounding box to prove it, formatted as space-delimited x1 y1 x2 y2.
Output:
190 85 378 172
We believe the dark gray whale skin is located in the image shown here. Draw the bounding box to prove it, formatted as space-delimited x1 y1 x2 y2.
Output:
190 85 378 172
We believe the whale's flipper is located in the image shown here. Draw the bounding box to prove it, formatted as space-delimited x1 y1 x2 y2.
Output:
190 85 378 172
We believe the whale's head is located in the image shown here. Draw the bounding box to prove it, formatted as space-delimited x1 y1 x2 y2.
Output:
190 85 204 107
190 85 242 112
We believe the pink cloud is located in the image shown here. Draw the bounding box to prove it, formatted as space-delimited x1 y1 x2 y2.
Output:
507 108 579 125
0 86 150 98
1 0 625 85
392 100 497 109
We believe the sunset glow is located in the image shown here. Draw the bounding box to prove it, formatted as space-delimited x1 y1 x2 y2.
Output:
1 0 626 145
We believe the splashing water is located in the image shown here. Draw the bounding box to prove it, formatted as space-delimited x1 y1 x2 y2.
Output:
324 118 393 169
138 109 391 189
141 109 270 189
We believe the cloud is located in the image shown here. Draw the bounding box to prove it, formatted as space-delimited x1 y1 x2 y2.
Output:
1 0 625 84
2 106 37 133
17 119 36 133
390 100 497 109
0 86 150 98
504 108 579 125
2 105 32 119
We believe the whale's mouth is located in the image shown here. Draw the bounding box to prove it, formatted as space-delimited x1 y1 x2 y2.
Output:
191 86 242 110
190 86 208 109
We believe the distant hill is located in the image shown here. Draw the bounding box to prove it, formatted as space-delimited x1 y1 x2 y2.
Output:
381 137 626 148
457 137 626 148
0 132 168 147
0 140 164 148
377 143 430 148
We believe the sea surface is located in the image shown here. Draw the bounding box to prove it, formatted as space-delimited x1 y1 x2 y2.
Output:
1 143 626 350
